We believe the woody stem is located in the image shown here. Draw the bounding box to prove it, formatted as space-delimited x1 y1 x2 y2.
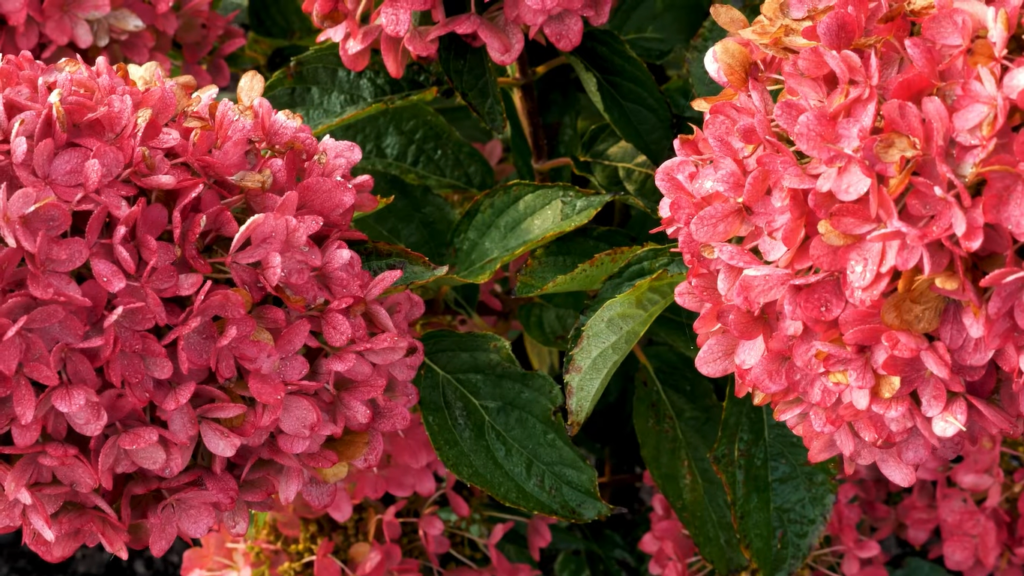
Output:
512 50 549 184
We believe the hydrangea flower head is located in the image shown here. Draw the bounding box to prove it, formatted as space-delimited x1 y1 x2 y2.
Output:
300 0 614 78
0 53 423 561
656 0 1024 487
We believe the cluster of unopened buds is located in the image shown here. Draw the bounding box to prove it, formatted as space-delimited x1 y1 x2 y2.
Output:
656 0 1024 487
0 0 245 86
180 414 556 576
0 52 426 562
300 0 614 78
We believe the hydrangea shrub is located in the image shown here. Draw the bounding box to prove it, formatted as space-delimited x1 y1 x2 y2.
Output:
10 0 1024 574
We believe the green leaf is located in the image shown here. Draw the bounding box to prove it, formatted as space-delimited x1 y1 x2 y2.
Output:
416 331 611 521
349 241 448 287
634 347 747 573
451 183 611 282
567 29 675 165
712 388 837 576
648 306 700 359
564 270 683 433
501 88 536 181
607 0 711 62
555 551 593 576
438 36 506 134
326 102 495 192
891 559 952 576
516 227 638 297
264 46 435 134
579 124 661 213
248 0 315 41
587 245 685 314
353 170 457 263
520 293 588 351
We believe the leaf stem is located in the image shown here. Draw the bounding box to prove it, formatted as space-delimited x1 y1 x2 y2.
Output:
533 56 568 80
533 157 574 173
512 50 549 184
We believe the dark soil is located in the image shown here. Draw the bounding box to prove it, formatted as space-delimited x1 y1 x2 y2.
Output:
0 533 186 576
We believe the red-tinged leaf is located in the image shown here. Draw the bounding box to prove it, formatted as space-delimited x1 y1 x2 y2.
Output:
932 396 968 438
695 333 739 378
314 541 342 576
277 319 311 357
24 305 65 329
175 501 216 539
248 371 285 405
65 400 108 437
278 465 305 505
149 507 178 557
50 384 89 413
43 238 90 272
917 375 947 417
0 337 24 376
52 458 98 492
280 395 321 439
690 202 746 244
733 267 793 311
876 449 915 487
119 426 161 449
50 147 90 187
195 403 247 419
91 258 126 293
321 311 352 348
199 420 242 458
12 374 35 426
816 9 858 50
128 443 168 470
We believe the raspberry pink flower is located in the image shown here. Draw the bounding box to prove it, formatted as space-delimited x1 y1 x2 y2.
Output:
656 0 1024 488
0 54 424 562
301 0 613 78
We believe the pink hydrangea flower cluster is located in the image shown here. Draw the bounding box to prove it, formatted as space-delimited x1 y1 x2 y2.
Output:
0 52 425 562
641 439 1024 576
180 414 556 576
816 434 1024 576
655 0 1024 487
0 0 245 86
637 472 701 576
300 0 614 79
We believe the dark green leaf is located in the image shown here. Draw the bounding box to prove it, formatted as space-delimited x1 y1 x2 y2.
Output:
264 46 435 134
712 388 837 576
634 347 747 573
516 227 638 297
588 245 686 314
564 270 683 433
891 559 953 576
353 170 457 263
349 241 448 287
520 293 588 351
555 551 593 576
248 0 316 41
579 124 661 213
501 89 536 181
451 183 611 282
567 29 675 165
648 306 700 359
438 36 506 134
607 0 711 62
416 331 611 521
327 102 495 192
